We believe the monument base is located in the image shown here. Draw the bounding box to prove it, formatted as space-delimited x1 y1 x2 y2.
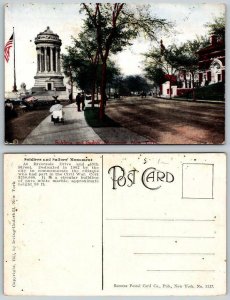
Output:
32 86 66 93
32 73 66 92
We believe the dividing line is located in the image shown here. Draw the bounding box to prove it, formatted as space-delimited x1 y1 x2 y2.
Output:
147 270 215 272
121 235 215 239
134 252 215 255
106 218 215 222
212 164 214 199
102 155 104 291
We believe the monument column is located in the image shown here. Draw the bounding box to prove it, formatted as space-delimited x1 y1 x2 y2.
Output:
53 47 56 71
44 47 47 72
41 48 44 72
50 47 53 72
33 26 65 91
55 47 58 72
37 53 40 72
57 49 60 72
47 47 49 72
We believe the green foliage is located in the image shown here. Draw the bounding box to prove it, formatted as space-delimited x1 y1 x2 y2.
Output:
64 3 171 116
167 37 209 72
144 36 209 85
93 60 121 93
62 47 93 92
193 82 225 101
117 75 150 95
126 75 149 93
62 37 121 92
144 66 167 87
145 46 178 77
176 82 225 101
205 15 225 40
81 3 171 60
81 3 171 116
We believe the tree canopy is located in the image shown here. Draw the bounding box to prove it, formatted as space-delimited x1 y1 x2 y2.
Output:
205 15 225 41
122 75 150 95
81 3 171 118
144 35 209 99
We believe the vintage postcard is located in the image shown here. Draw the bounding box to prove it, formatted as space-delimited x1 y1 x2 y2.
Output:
4 153 226 295
4 3 225 144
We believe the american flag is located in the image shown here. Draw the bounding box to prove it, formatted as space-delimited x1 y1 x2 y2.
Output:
4 33 14 63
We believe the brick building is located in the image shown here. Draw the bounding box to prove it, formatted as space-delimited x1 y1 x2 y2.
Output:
197 35 225 86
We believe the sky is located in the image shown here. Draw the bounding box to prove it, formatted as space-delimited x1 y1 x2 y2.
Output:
4 3 225 92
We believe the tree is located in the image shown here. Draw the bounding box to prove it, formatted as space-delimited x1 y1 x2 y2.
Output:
205 15 225 42
81 3 170 118
172 37 209 100
94 60 121 100
144 66 167 93
62 47 121 102
105 61 121 98
111 75 127 96
62 24 100 107
144 42 179 99
123 75 150 95
144 36 209 99
62 45 93 92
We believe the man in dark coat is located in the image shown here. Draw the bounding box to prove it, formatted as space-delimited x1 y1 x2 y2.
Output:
81 93 85 111
76 93 81 111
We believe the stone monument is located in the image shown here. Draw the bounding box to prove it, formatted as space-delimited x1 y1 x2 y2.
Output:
19 82 29 98
20 82 27 94
32 27 65 92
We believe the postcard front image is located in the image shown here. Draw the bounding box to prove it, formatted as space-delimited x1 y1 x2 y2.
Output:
4 3 225 144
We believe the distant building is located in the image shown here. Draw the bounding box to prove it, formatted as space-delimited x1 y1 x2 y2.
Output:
197 35 225 86
161 35 225 98
32 27 65 92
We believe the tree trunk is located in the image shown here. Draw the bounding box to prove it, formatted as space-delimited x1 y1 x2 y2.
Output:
96 84 99 101
100 60 107 119
184 70 187 88
91 82 95 108
91 54 99 109
91 65 97 109
192 73 196 101
169 80 172 99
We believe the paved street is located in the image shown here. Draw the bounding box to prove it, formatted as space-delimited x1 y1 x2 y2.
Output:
105 97 225 144
22 97 224 145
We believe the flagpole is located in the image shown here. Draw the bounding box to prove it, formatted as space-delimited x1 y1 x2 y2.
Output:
12 27 17 92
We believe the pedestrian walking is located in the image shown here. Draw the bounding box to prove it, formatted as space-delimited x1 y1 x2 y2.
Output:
69 92 73 103
76 93 81 111
81 92 85 111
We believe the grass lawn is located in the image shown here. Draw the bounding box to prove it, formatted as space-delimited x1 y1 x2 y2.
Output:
84 107 120 127
5 108 51 144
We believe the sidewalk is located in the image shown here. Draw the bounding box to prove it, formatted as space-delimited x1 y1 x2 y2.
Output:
23 103 103 144
23 101 148 144
159 96 224 104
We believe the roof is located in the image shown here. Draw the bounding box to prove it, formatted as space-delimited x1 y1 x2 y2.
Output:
35 26 62 45
197 40 225 55
38 26 58 37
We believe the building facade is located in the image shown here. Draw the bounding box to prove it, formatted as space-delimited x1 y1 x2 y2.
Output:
197 35 225 86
